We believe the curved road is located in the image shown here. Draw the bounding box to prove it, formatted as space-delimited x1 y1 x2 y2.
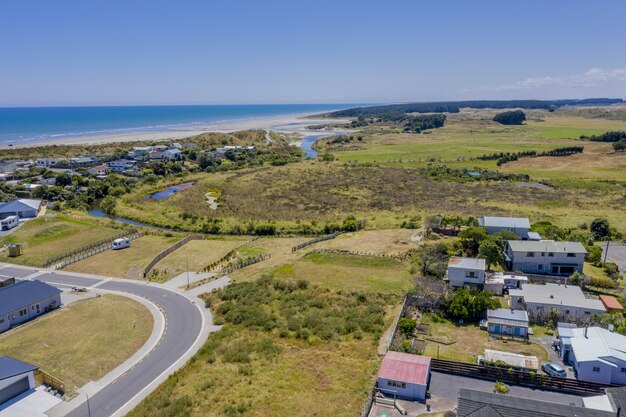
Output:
29 272 204 417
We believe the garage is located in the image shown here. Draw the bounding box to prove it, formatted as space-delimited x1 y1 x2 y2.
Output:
0 356 38 405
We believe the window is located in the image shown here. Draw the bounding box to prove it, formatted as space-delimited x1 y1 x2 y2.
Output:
584 311 591 315
621 368 626 373
593 367 601 372
387 380 406 389
466 271 476 278
566 253 576 257
541 252 545 256
527 252 535 257
565 310 570 315
548 252 554 257
19 308 27 317
0 318 4 324
538 264 543 270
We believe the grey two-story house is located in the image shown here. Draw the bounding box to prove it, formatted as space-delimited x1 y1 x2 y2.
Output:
505 240 586 276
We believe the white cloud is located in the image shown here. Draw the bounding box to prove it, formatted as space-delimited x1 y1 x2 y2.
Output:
478 68 626 92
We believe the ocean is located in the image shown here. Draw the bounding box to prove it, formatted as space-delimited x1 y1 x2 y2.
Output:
0 104 352 146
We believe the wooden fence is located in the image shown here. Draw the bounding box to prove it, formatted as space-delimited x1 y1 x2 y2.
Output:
430 358 618 395
200 237 260 273
35 369 65 395
291 231 341 252
42 229 138 267
218 254 270 275
143 234 203 278
308 248 412 261
56 232 143 269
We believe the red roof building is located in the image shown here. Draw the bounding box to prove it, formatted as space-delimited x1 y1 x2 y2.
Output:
377 351 431 400
599 295 624 312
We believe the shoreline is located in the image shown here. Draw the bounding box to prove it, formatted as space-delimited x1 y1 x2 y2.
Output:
0 111 343 149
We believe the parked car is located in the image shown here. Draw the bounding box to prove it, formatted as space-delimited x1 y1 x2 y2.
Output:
541 362 566 378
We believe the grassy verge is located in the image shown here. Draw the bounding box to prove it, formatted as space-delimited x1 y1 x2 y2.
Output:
0 295 152 391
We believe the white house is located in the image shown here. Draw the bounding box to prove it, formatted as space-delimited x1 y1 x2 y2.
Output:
377 351 431 401
0 199 43 219
505 240 586 276
106 159 137 173
88 165 109 176
484 272 528 295
0 280 62 333
0 356 38 405
445 257 486 289
486 308 529 338
509 283 605 323
478 216 532 239
558 326 626 385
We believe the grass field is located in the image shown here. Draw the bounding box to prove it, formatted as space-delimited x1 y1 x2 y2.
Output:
316 228 420 254
151 236 249 279
420 314 548 364
0 216 122 267
0 295 152 391
64 234 181 279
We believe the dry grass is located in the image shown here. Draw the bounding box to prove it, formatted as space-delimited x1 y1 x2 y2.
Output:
316 228 420 254
420 314 548 364
229 237 309 282
152 236 249 279
0 215 121 267
0 295 152 390
64 235 180 279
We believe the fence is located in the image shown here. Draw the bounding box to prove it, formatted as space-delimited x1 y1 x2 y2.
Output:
430 358 618 395
42 230 138 267
143 234 203 278
56 232 143 269
217 254 271 275
360 385 378 417
200 237 260 273
308 248 412 261
291 231 341 252
35 369 65 395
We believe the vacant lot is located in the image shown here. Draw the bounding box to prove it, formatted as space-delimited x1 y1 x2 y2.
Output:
65 234 180 279
0 295 152 391
420 314 548 364
0 216 121 267
152 236 249 279
316 228 420 255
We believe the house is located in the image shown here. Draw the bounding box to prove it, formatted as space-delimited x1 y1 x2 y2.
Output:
376 351 431 401
478 216 532 239
509 283 606 322
445 257 486 288
558 325 626 385
505 240 587 276
35 158 64 168
0 280 62 333
478 349 538 372
599 295 624 313
486 309 529 338
0 199 43 219
106 159 137 173
0 356 38 405
483 272 527 295
129 146 153 161
456 388 618 417
88 165 109 176
165 148 182 160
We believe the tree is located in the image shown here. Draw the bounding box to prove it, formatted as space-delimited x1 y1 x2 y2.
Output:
478 239 504 270
446 288 500 322
55 172 73 187
590 218 610 240
398 318 417 338
612 139 626 152
493 110 526 125
417 242 450 278
458 227 488 256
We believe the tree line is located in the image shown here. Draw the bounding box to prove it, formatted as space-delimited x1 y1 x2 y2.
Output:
477 147 584 166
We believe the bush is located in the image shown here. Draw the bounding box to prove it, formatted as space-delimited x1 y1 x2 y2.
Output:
398 317 417 338
493 110 526 125
494 381 510 394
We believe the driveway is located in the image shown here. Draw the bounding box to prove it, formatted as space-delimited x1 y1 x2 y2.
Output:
600 242 626 273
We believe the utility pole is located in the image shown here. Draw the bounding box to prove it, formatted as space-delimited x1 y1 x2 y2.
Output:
604 238 611 264
186 256 190 290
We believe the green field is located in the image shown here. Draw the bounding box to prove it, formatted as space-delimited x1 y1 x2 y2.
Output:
0 215 123 266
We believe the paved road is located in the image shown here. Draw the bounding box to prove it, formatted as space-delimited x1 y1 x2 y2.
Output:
601 243 626 273
24 271 204 417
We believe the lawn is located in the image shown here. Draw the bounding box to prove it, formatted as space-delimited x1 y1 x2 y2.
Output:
420 314 548 364
0 295 152 392
0 215 122 267
64 234 181 279
270 252 413 294
151 236 249 280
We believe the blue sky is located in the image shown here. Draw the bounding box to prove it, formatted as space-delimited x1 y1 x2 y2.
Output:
1 0 626 106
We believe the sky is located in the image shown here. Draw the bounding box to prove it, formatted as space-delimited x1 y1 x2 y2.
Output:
1 0 626 107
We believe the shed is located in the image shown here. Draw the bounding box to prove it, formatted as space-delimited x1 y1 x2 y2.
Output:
377 351 431 401
487 308 529 338
8 244 23 257
599 295 623 313
478 349 539 372
0 356 38 405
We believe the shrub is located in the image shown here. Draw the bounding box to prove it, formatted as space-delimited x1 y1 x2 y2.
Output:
398 317 417 338
494 381 510 394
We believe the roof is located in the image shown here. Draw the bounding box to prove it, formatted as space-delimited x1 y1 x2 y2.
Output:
487 308 529 325
527 231 542 240
107 159 136 165
448 257 486 271
165 148 182 154
0 199 42 213
0 280 62 316
482 349 538 370
457 388 613 417
599 295 623 311
0 356 38 380
378 351 431 386
71 157 94 163
605 387 626 413
506 240 587 254
568 326 626 364
509 283 606 311
478 216 530 229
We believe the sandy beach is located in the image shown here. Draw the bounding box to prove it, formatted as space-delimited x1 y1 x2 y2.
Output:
2 112 349 149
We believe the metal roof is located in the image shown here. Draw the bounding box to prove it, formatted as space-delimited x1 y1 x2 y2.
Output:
479 216 530 229
599 295 623 311
509 283 605 311
0 280 61 316
527 231 542 240
448 257 486 270
378 351 431 386
568 327 626 364
0 356 38 380
0 199 42 213
487 308 528 324
506 240 587 254
483 349 538 370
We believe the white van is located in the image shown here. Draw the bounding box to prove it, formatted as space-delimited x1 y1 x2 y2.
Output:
0 216 19 231
112 237 131 250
